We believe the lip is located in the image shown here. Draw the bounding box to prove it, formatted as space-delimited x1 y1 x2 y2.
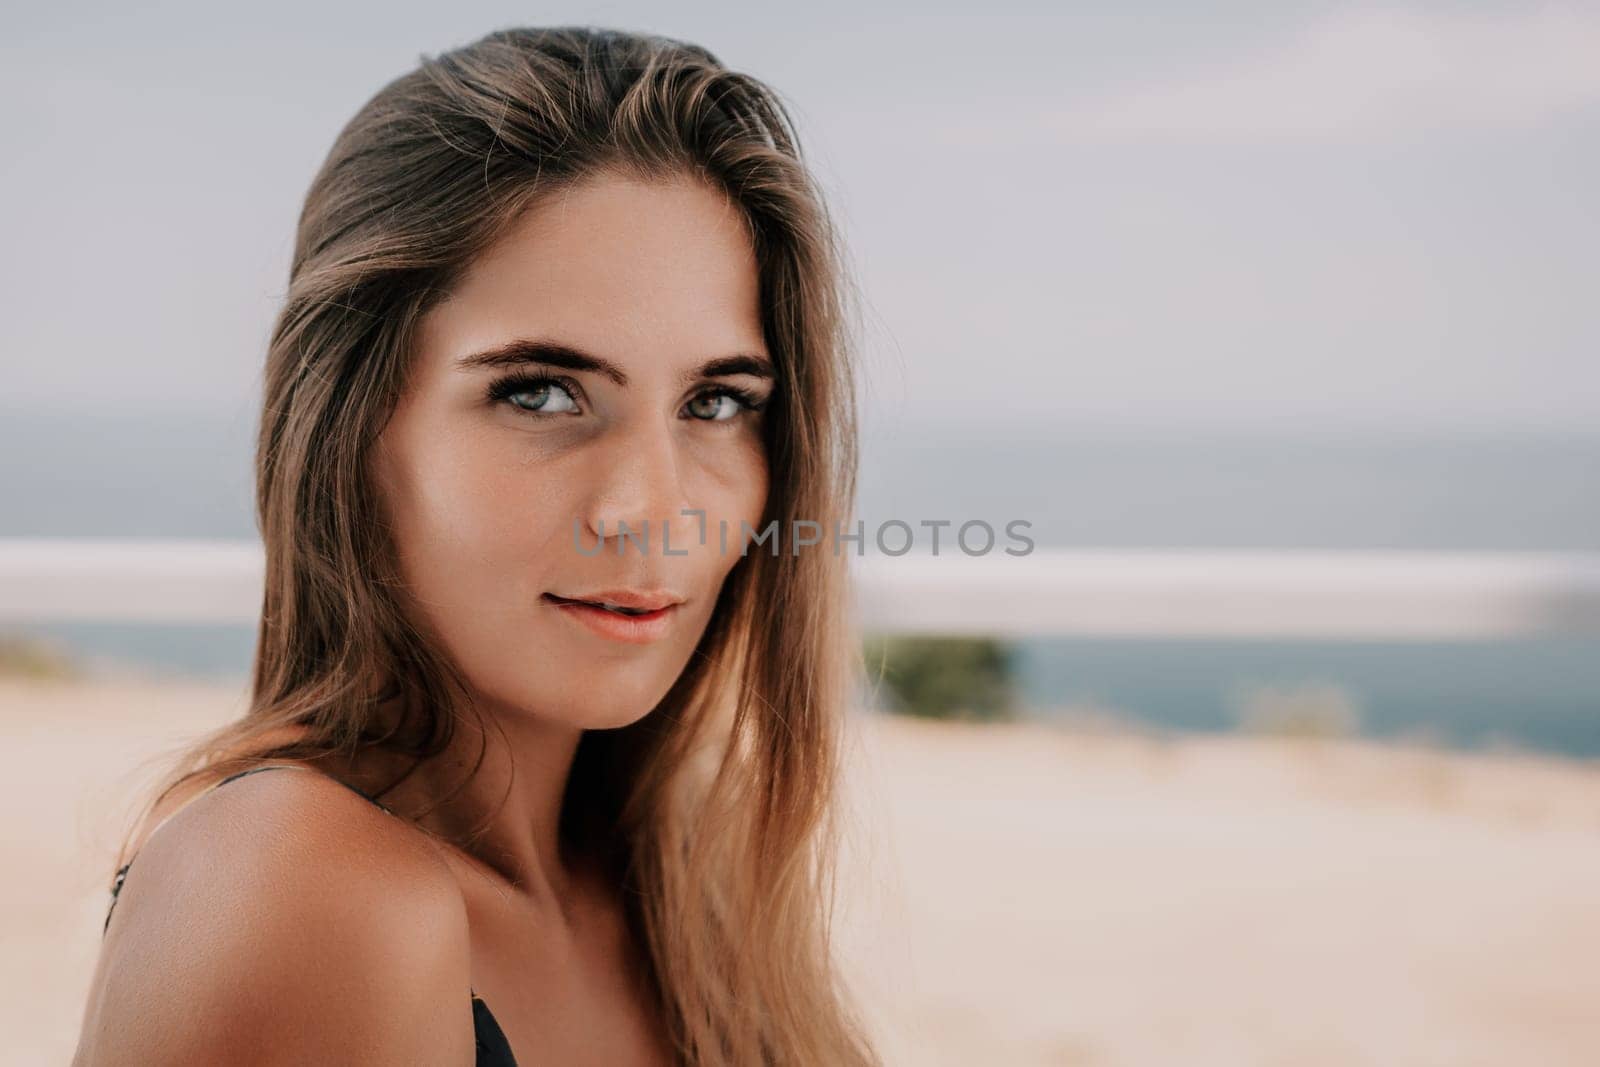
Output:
549 589 685 612
542 592 681 645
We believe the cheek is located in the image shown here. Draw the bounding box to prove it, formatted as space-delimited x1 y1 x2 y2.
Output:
688 429 770 529
381 428 576 630
681 439 770 619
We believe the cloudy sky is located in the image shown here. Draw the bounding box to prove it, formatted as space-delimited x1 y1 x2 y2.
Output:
3 1 1597 434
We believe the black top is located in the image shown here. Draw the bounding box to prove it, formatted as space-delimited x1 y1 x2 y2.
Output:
100 764 518 1067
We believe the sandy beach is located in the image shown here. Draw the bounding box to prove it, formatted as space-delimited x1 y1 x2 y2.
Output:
6 676 1599 1066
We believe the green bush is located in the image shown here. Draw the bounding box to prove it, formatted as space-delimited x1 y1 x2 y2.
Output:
862 634 1018 722
0 631 82 680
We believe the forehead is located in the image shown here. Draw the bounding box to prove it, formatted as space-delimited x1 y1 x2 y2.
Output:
418 171 767 370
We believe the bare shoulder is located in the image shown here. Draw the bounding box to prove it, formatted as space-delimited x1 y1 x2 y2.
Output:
76 766 475 1066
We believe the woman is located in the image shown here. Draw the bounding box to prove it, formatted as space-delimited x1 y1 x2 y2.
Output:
73 25 879 1067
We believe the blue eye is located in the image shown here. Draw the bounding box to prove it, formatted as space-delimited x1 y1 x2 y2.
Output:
685 387 767 422
486 374 581 416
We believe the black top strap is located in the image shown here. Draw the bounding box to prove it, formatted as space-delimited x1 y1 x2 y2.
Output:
103 763 392 934
213 764 395 813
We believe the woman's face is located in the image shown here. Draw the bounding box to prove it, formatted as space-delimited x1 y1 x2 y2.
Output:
374 170 772 730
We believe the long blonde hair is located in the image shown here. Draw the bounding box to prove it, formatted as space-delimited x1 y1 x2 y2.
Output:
115 26 877 1066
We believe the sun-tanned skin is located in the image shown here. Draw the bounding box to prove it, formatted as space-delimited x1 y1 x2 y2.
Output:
74 169 774 1066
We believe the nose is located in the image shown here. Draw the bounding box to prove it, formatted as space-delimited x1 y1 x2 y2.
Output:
578 418 698 554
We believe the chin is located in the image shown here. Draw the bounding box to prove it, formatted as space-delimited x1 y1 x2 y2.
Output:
579 705 659 731
503 681 667 732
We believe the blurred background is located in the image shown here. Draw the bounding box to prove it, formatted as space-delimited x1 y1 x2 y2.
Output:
3 2 1598 1064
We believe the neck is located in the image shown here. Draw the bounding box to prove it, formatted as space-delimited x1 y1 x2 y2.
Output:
348 694 596 922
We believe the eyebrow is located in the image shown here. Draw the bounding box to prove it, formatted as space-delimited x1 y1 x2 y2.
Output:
454 338 774 388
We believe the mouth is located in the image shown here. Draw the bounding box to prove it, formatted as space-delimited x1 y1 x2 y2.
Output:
542 591 682 614
541 591 683 644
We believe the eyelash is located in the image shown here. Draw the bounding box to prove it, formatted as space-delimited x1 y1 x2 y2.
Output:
484 373 770 422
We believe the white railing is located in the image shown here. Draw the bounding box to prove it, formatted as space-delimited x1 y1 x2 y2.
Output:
2 538 1599 641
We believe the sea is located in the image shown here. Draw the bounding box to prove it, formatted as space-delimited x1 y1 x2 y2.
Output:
4 411 1598 757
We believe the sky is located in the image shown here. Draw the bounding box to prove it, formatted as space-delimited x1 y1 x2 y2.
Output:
2 1 1597 435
